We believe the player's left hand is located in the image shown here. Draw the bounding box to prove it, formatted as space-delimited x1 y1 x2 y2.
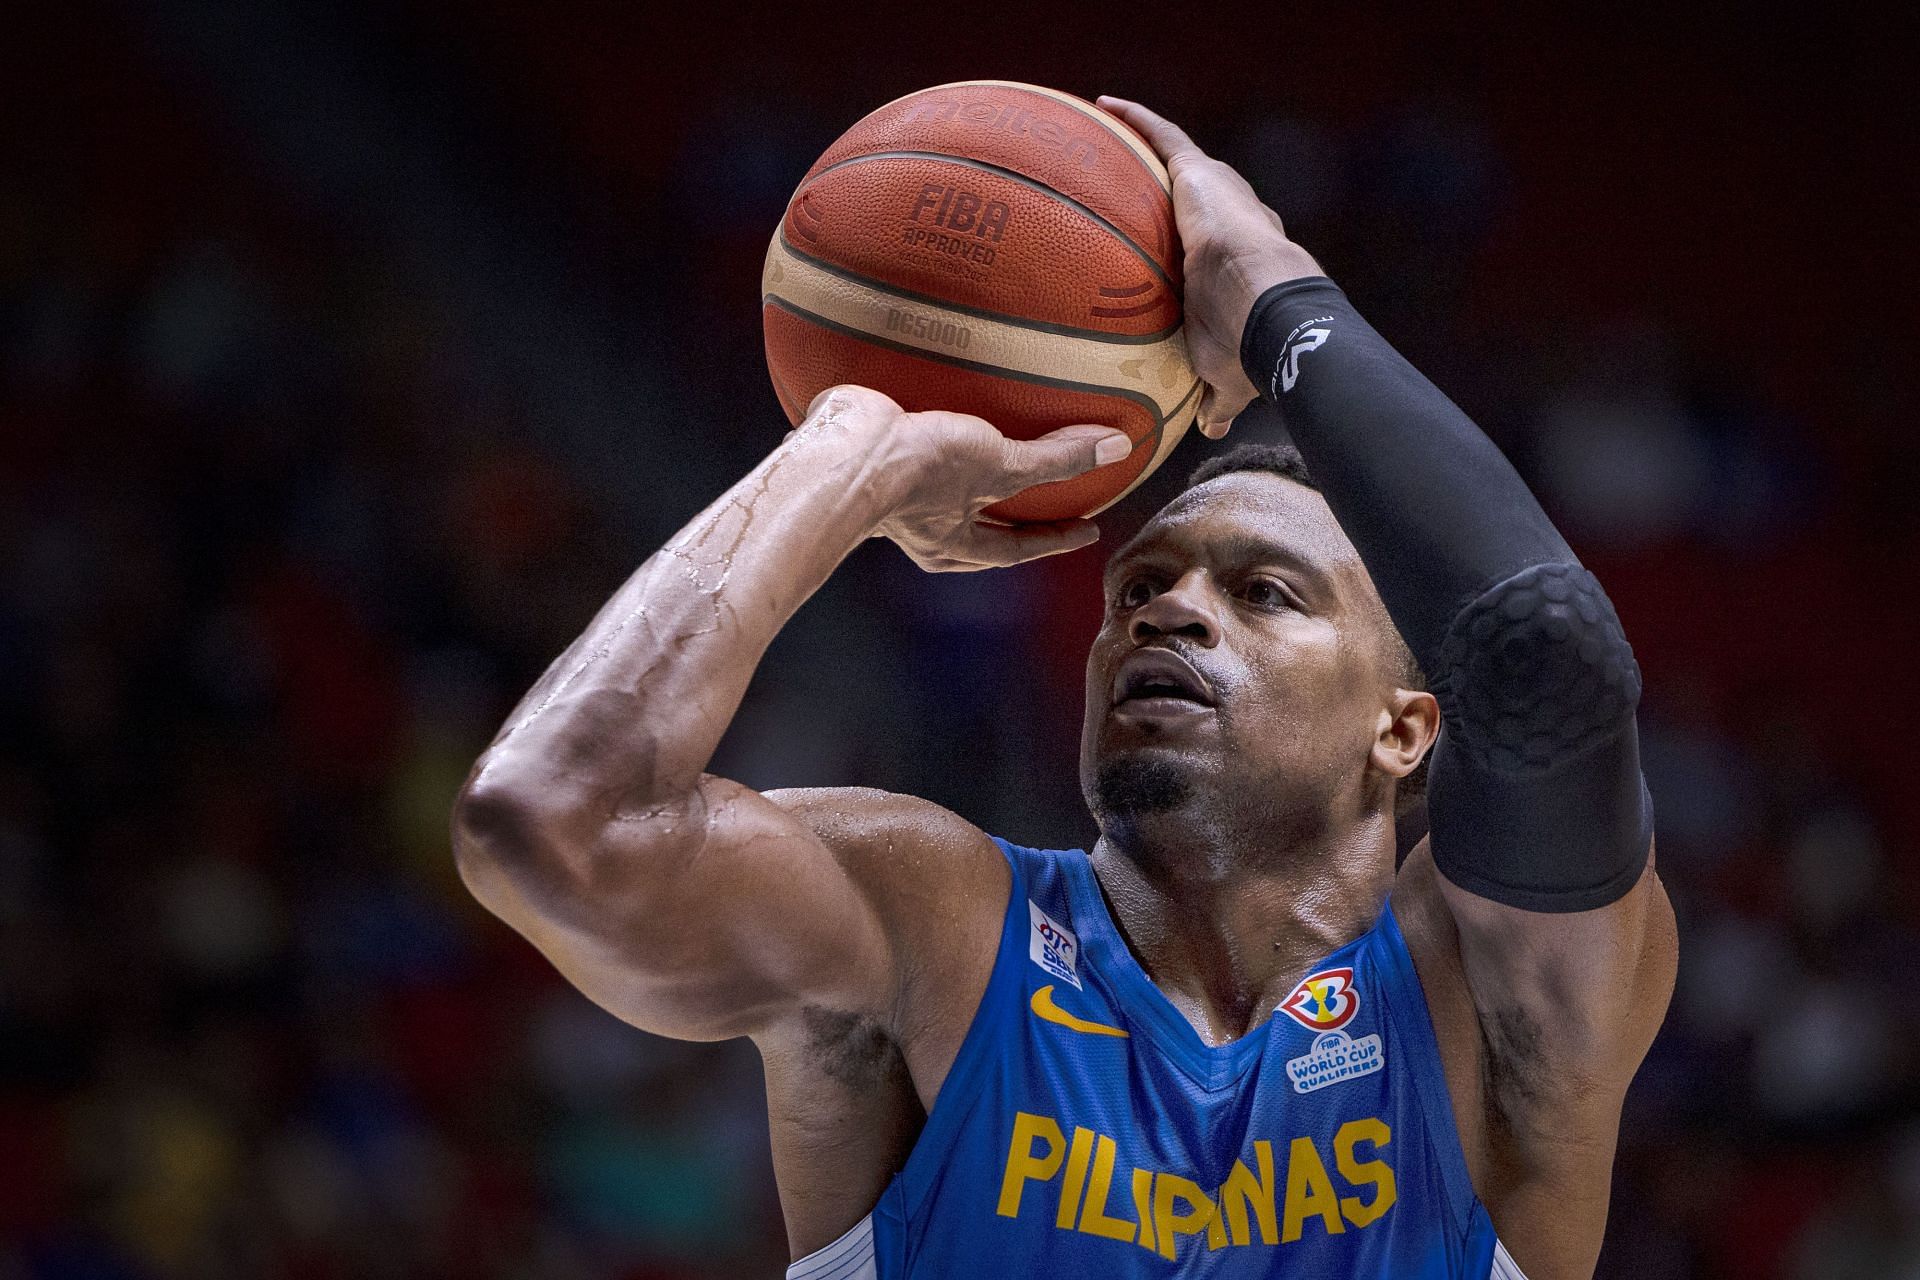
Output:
798 385 1123 573
1097 96 1324 438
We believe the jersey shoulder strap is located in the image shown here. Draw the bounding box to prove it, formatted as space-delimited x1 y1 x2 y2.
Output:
1362 900 1483 1239
992 837 1088 991
889 835 1038 1216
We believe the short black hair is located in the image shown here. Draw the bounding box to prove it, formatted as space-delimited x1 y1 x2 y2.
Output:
1184 441 1318 494
1171 442 1431 814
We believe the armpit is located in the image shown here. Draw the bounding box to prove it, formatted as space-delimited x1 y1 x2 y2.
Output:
801 1004 912 1094
1478 1004 1553 1132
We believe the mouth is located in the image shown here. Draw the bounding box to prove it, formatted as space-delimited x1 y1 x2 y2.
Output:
1111 647 1216 712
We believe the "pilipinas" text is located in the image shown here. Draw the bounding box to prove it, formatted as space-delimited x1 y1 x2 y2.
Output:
994 1110 1397 1261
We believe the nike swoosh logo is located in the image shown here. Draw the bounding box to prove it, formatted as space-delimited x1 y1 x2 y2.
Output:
1030 985 1129 1039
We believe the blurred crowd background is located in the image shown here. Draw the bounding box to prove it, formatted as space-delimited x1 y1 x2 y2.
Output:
3 2 1915 1277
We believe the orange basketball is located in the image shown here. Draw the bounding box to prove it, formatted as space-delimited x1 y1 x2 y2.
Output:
761 81 1201 523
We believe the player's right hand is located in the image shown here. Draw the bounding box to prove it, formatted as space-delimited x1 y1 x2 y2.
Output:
1096 97 1323 438
801 385 1129 573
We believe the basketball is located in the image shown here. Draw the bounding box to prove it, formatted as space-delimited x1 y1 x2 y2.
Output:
761 81 1201 523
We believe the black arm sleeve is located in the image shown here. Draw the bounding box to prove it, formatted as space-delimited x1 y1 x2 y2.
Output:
1241 276 1653 911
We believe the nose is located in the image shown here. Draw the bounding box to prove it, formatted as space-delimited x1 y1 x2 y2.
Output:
1129 568 1220 647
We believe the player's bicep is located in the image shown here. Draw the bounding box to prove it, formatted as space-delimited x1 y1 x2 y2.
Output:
470 775 894 1043
1436 838 1676 1102
1415 663 1670 1088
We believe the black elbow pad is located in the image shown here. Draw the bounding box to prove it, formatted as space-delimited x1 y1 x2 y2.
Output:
1425 563 1655 911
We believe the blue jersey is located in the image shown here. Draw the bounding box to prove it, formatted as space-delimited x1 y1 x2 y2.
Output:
788 839 1525 1280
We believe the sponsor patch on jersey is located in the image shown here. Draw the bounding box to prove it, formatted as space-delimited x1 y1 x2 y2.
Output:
1280 966 1359 1031
1028 901 1082 990
1286 1029 1385 1093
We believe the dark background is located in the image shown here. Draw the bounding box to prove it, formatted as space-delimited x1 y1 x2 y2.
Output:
3 2 1916 1276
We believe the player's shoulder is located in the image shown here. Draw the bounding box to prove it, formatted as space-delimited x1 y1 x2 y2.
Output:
763 786 1011 927
762 785 996 860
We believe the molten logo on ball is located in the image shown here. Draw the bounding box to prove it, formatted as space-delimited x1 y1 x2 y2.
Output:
901 97 1099 168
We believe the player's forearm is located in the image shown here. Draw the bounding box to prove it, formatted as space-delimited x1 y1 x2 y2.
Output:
1241 275 1652 911
1240 276 1574 665
465 414 906 836
458 389 1115 872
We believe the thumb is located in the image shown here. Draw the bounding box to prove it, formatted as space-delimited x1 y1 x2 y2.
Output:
997 425 1134 491
1196 387 1230 440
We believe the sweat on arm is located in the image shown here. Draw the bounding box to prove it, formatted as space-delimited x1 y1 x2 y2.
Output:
1241 276 1653 911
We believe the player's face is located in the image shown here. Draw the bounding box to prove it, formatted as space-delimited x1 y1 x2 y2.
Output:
1080 472 1405 838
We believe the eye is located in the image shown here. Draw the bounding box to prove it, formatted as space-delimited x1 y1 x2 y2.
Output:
1242 577 1292 609
1117 577 1157 610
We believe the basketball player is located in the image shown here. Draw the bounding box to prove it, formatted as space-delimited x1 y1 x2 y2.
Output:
453 98 1676 1278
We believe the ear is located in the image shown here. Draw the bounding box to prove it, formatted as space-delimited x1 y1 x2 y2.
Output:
1371 687 1440 780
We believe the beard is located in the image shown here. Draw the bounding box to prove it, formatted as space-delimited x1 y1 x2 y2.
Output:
1093 755 1195 819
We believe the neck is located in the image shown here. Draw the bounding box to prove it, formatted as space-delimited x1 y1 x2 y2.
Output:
1088 804 1395 1045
